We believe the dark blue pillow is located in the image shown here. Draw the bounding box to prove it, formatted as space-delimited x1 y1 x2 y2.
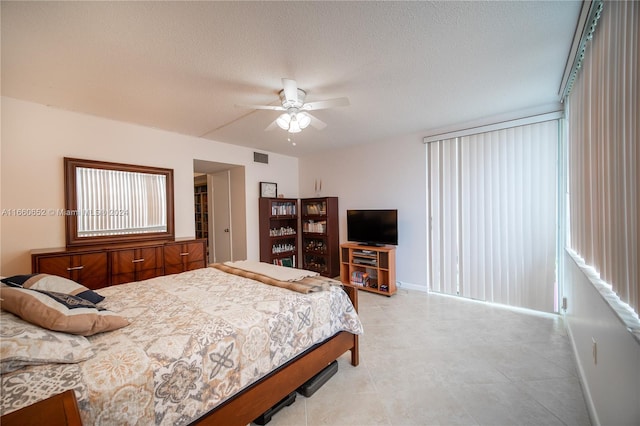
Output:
1 274 105 304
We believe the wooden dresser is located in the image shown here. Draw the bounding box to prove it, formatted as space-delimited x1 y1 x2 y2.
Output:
31 238 207 289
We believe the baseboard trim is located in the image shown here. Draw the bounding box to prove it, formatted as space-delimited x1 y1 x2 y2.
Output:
396 281 428 292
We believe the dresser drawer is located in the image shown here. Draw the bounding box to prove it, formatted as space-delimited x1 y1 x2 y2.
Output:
110 246 163 285
164 240 206 275
34 251 108 290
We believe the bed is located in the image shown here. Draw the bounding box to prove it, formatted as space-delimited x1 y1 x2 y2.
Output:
0 264 363 425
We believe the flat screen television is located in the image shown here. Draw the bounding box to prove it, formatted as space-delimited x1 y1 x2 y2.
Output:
347 209 398 246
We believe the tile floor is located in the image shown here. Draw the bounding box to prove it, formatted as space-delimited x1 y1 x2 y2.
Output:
260 288 592 426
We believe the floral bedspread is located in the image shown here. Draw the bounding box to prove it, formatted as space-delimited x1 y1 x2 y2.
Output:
0 266 363 425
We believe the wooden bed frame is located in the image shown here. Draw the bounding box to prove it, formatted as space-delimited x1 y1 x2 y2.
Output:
0 271 359 426
190 284 360 425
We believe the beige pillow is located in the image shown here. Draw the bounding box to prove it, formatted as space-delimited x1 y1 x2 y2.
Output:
0 286 128 336
0 310 95 373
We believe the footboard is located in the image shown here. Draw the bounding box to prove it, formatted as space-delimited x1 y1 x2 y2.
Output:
191 331 358 425
191 285 360 425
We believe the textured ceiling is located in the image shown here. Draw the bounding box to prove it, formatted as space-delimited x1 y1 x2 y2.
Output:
1 1 581 157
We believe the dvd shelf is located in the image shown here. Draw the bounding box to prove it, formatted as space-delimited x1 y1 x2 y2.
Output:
271 202 297 216
301 197 339 277
259 197 299 268
340 243 396 296
302 220 327 233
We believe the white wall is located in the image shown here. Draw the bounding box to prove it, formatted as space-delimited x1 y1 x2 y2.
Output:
0 97 299 276
298 133 427 291
563 250 640 426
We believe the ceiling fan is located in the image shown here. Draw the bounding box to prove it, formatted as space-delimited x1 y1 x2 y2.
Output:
238 78 349 133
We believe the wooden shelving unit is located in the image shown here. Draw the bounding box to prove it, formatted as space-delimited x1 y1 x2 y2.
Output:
259 197 299 267
194 178 208 241
194 177 209 264
340 243 396 296
301 197 339 277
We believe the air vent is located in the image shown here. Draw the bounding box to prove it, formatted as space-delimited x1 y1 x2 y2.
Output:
254 152 269 164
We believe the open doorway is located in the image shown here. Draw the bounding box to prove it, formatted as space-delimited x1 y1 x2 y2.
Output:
193 160 247 263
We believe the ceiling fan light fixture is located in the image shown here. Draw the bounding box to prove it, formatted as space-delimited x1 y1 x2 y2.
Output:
276 113 291 130
288 116 302 133
297 112 311 129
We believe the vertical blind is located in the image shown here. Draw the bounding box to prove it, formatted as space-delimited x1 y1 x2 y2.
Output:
77 167 167 236
427 120 558 312
427 138 459 297
566 0 639 316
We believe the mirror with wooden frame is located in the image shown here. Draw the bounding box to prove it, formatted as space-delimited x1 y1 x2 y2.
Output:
64 157 175 247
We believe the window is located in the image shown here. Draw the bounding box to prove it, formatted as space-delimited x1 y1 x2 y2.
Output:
426 120 559 312
565 1 639 327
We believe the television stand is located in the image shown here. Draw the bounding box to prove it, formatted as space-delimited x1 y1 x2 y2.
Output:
340 243 396 296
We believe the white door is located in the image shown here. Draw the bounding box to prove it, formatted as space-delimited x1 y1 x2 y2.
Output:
209 171 232 263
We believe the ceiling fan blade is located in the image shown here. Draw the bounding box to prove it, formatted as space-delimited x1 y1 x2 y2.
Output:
307 113 327 130
236 104 285 111
282 78 299 103
302 97 350 111
265 119 280 131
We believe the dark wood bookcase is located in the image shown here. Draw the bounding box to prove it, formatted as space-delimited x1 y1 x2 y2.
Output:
300 197 339 277
259 197 299 267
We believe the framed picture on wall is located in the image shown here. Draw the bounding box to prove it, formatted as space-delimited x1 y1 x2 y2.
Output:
260 182 277 198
